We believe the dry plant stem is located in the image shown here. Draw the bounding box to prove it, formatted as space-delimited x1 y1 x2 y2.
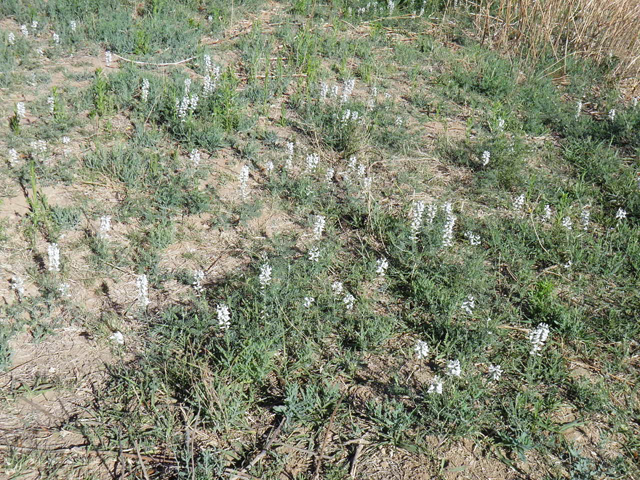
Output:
229 417 286 480
349 439 366 478
313 394 345 480
112 53 195 67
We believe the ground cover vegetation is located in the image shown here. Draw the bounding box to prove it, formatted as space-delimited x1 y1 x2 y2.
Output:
0 0 639 478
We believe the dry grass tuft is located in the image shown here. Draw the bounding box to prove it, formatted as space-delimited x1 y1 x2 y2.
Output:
462 0 640 80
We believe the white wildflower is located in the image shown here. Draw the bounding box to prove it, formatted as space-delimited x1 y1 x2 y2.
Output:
16 102 26 119
312 215 326 240
47 96 55 114
193 270 205 295
615 208 627 221
285 141 294 171
11 276 25 298
461 295 475 315
266 160 274 173
529 322 550 356
69 20 77 32
542 204 552 222
442 201 456 247
62 136 70 144
562 216 573 230
425 204 437 225
305 153 319 174
576 100 582 119
52 32 59 44
331 281 344 296
395 116 403 127
608 109 616 121
303 296 315 308
488 364 503 381
446 359 461 377
414 340 429 359
563 260 572 270
189 149 201 167
464 231 480 246
8 148 18 167
109 331 124 345
320 82 328 100
239 165 249 200
513 194 525 212
141 78 150 102
20 25 28 37
325 167 334 184
136 274 150 307
387 0 395 13
105 50 112 66
341 78 355 103
481 150 490 167
58 282 71 298
427 375 443 394
580 207 590 231
99 215 112 239
497 118 505 131
258 263 272 289
409 200 425 241
8 32 15 45
31 140 47 154
343 293 355 311
216 304 231 329
47 243 60 272
308 246 320 262
376 257 389 277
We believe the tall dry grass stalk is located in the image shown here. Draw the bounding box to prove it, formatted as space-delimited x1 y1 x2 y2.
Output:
460 0 640 80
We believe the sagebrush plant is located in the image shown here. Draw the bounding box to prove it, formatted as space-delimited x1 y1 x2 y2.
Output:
0 0 638 478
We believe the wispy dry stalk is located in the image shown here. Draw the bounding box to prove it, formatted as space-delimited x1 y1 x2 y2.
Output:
459 0 640 80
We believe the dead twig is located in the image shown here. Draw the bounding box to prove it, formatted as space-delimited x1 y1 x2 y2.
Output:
229 417 286 480
112 53 195 67
313 394 345 480
349 439 366 478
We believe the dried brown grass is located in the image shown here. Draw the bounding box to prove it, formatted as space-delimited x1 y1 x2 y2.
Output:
461 0 640 80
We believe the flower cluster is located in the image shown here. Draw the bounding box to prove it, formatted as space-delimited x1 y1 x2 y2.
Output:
216 304 231 329
99 215 112 239
414 340 429 359
141 78 150 102
312 215 326 241
464 231 480 246
409 200 425 241
441 201 456 247
203 54 221 96
189 149 201 167
16 102 26 119
513 194 525 212
460 295 475 315
341 78 355 103
446 359 461 377
193 270 205 295
258 263 272 289
529 322 550 356
580 206 590 231
239 165 249 200
137 274 150 308
305 153 319 174
11 276 25 299
376 257 389 278
481 150 490 167
48 243 60 272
